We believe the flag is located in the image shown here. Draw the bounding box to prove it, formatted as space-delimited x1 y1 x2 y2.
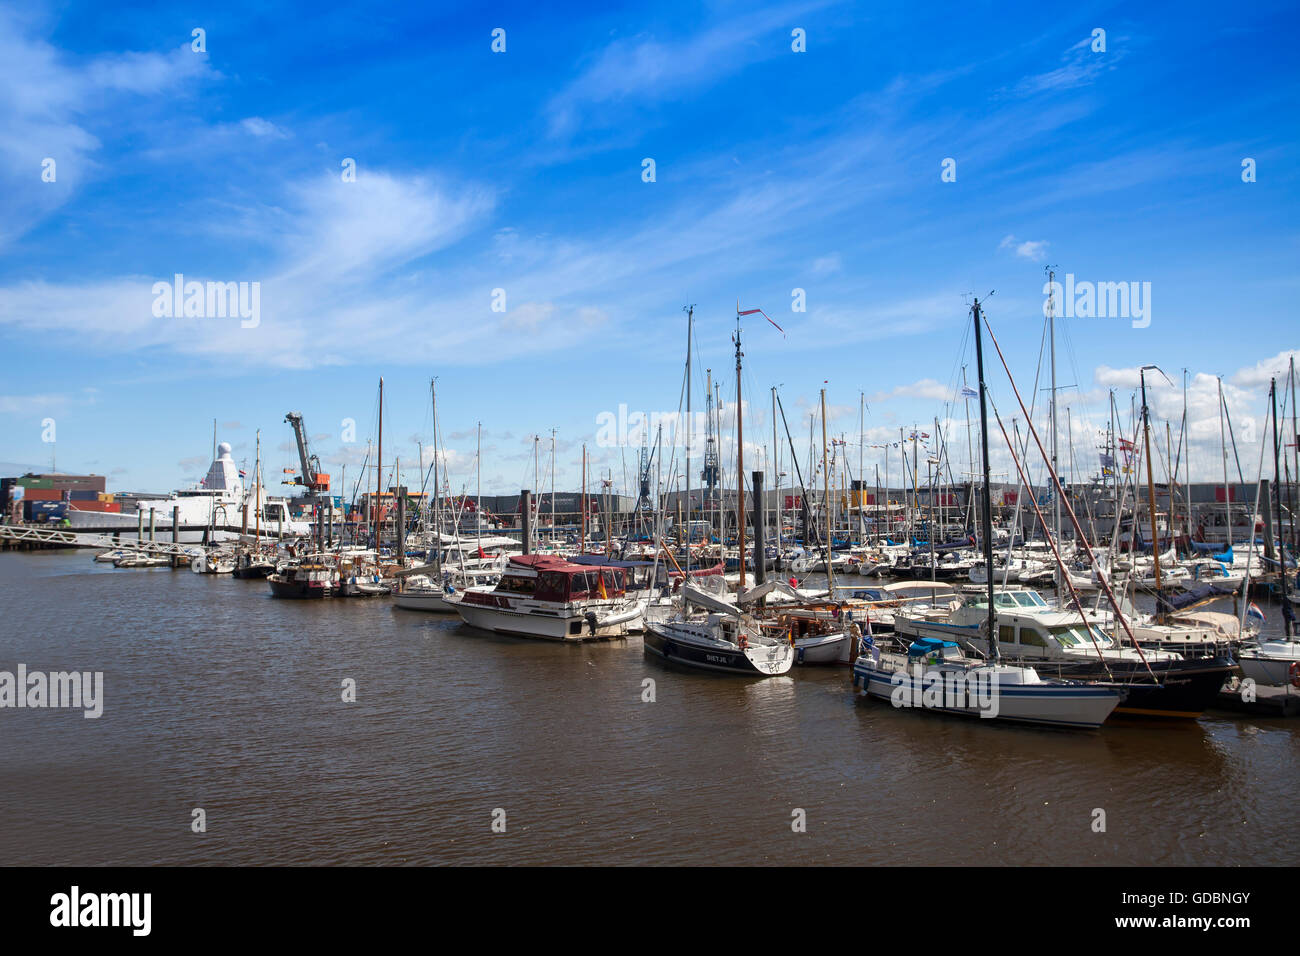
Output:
960 385 978 398
597 574 609 600
1247 603 1266 625
738 306 785 336
239 469 247 479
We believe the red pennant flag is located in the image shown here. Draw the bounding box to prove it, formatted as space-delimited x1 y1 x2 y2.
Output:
738 306 785 336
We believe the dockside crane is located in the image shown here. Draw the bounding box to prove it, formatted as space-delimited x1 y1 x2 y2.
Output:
284 412 331 496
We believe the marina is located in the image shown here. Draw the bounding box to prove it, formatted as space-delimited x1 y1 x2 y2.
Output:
2 546 1298 867
1 1 1297 898
2 300 1299 869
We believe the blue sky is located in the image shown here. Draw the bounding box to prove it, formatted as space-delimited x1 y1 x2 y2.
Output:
1 0 1297 498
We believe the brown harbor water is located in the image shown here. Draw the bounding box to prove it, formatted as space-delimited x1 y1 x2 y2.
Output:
1 549 1297 866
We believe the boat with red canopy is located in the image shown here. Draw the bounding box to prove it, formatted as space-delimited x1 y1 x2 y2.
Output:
454 554 645 640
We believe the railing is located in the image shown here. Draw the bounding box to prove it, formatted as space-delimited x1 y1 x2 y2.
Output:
0 524 203 557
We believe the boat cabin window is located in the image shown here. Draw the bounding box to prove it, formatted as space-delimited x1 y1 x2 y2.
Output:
497 574 537 595
999 625 1016 644
1015 591 1048 607
1047 624 1106 647
1019 628 1047 647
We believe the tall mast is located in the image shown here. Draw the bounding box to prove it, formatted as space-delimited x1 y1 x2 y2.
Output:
1269 379 1292 623
533 434 540 552
684 305 693 582
1047 267 1061 598
1218 376 1231 549
821 388 834 595
254 429 261 544
550 428 557 543
859 392 865 543
1289 359 1299 569
376 377 384 550
475 420 481 551
1139 366 1164 610
972 298 998 662
734 308 746 589
431 379 439 564
772 387 780 552
581 443 587 553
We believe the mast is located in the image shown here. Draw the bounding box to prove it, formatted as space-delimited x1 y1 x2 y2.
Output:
581 443 587 553
1139 366 1164 611
376 377 384 551
1292 357 1300 560
1269 379 1292 623
475 420 481 552
973 298 999 662
1218 376 1231 549
859 394 866 543
254 429 261 544
734 308 745 589
431 379 440 567
821 388 834 595
550 428 557 544
533 435 539 552
764 387 774 554
1047 267 1061 599
684 305 693 583
1288 359 1299 567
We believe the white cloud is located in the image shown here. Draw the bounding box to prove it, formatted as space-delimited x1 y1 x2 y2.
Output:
999 234 1049 261
0 10 216 247
870 378 952 403
1230 349 1299 389
546 2 828 137
240 117 288 139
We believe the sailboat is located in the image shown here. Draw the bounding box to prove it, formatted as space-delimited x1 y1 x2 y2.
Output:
642 305 795 677
851 297 1122 729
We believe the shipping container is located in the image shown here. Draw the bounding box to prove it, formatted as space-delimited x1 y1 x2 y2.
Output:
69 501 121 513
24 501 68 521
17 477 54 490
21 488 63 501
70 490 99 501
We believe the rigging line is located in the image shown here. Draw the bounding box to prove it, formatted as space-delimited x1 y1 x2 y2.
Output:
981 309 1154 678
986 388 1112 673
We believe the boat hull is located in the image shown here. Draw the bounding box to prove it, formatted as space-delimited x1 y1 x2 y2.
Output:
1237 649 1300 687
455 600 637 640
852 659 1120 729
794 631 851 665
392 589 458 613
267 577 334 599
643 624 794 676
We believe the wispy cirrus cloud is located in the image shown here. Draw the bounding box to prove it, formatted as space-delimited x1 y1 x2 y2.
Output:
545 1 830 138
0 8 216 248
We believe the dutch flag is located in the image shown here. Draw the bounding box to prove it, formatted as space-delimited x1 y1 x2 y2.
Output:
1247 603 1266 625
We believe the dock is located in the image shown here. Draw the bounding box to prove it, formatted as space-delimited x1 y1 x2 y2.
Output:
1210 682 1300 717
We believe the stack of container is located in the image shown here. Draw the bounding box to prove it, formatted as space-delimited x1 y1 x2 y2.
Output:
67 490 120 513
23 500 69 523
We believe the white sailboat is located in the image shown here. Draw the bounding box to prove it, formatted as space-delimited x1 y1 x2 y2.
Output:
851 297 1121 729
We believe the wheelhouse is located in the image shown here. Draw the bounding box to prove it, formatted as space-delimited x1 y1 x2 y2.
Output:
492 555 627 603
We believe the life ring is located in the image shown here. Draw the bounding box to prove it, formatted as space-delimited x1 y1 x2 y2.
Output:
1290 661 1300 689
